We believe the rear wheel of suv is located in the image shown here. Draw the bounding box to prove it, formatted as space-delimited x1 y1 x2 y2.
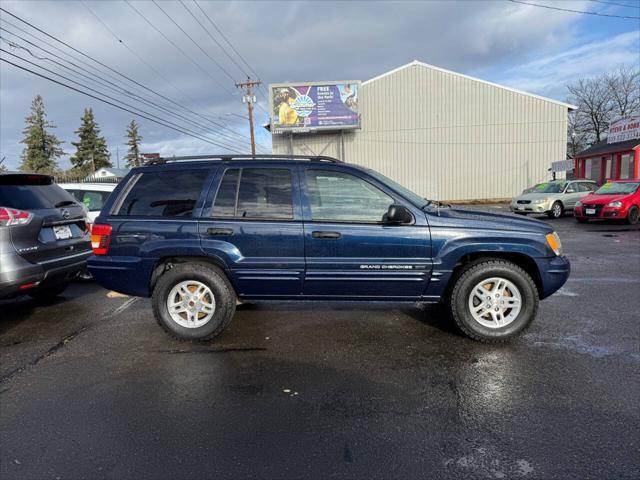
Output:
448 259 539 343
152 263 236 341
548 201 563 219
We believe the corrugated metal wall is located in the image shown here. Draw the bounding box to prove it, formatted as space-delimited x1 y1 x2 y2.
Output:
271 63 569 201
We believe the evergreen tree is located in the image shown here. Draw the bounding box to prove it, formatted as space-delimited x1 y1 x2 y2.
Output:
69 108 111 175
124 119 143 167
18 95 64 174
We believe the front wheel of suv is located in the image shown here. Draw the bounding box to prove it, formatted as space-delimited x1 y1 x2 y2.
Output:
152 263 236 341
448 259 539 343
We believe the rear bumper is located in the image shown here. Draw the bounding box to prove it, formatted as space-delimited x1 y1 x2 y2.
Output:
87 255 156 297
0 250 91 299
534 255 570 299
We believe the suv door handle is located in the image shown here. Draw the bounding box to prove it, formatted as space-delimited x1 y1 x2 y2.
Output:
312 231 341 239
207 227 234 236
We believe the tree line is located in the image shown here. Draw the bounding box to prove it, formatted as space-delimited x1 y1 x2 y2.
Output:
8 95 144 176
566 64 639 159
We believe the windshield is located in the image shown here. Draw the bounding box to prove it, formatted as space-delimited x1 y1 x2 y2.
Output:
531 182 566 194
365 170 428 207
594 182 640 195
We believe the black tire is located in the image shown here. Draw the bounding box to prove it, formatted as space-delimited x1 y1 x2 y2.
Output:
448 259 539 343
626 206 639 225
151 263 236 341
547 201 563 219
28 281 69 301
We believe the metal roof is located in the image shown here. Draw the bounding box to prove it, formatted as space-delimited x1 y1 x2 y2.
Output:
576 138 640 158
363 60 578 110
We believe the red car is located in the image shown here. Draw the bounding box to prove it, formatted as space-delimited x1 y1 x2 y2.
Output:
574 180 640 224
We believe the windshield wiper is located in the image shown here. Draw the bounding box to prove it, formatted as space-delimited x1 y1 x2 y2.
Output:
54 200 76 207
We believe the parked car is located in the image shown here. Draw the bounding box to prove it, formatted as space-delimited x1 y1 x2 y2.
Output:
59 182 117 227
574 180 640 224
88 155 570 343
59 182 117 280
0 173 92 299
510 179 597 218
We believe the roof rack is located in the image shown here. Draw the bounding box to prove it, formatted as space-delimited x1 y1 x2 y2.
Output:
146 154 343 165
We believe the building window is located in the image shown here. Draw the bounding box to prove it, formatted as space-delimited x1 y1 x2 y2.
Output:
620 154 632 179
605 156 613 180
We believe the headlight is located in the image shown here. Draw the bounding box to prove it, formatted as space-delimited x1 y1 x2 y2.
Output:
606 201 622 208
546 232 563 256
575 200 582 207
532 198 547 204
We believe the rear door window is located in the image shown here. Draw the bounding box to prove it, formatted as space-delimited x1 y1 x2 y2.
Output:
115 170 209 217
0 175 77 209
212 168 293 220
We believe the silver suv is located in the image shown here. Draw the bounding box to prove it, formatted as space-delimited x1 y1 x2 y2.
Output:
511 179 597 219
0 173 92 299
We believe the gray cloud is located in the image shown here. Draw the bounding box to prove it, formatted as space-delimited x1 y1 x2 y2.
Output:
1 0 638 170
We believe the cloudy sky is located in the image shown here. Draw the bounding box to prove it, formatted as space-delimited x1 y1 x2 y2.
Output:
1 0 638 171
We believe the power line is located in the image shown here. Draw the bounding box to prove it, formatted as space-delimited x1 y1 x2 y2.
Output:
121 1 233 95
0 34 259 151
193 1 264 88
0 8 266 149
151 0 237 84
192 0 271 103
179 0 249 78
506 0 640 19
586 0 640 9
1 49 242 151
1 57 240 151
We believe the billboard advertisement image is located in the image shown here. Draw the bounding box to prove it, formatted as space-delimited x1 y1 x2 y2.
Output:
270 81 360 133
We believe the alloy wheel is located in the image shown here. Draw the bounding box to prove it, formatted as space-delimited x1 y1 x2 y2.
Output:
467 277 522 329
166 280 216 328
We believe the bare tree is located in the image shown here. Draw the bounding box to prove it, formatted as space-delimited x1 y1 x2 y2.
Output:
606 65 640 118
567 76 612 144
567 64 640 147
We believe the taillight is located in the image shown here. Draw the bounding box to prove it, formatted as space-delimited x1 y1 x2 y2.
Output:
91 224 112 255
0 207 33 227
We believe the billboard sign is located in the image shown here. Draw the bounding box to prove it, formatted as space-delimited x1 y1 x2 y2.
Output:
269 81 360 133
607 115 640 144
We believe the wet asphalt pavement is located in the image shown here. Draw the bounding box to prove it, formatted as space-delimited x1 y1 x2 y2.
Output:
1 212 639 480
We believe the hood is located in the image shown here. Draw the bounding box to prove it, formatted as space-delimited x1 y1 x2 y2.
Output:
428 206 551 233
581 193 630 205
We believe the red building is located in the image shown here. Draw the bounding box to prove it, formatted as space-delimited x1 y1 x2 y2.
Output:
574 138 639 185
574 116 640 184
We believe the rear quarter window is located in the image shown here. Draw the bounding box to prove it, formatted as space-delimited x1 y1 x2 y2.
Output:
114 169 209 217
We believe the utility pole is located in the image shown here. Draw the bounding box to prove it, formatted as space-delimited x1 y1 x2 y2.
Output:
235 78 261 155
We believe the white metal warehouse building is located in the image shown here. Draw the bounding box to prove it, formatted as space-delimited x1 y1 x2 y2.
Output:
270 61 575 202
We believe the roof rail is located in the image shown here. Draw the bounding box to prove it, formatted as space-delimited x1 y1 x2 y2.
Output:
146 154 343 165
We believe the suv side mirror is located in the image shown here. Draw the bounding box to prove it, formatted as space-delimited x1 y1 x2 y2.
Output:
566 188 575 194
385 204 414 225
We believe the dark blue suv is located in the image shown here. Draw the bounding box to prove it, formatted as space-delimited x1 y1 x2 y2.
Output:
88 155 570 343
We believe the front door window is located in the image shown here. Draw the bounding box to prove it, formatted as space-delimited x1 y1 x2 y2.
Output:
305 169 393 223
